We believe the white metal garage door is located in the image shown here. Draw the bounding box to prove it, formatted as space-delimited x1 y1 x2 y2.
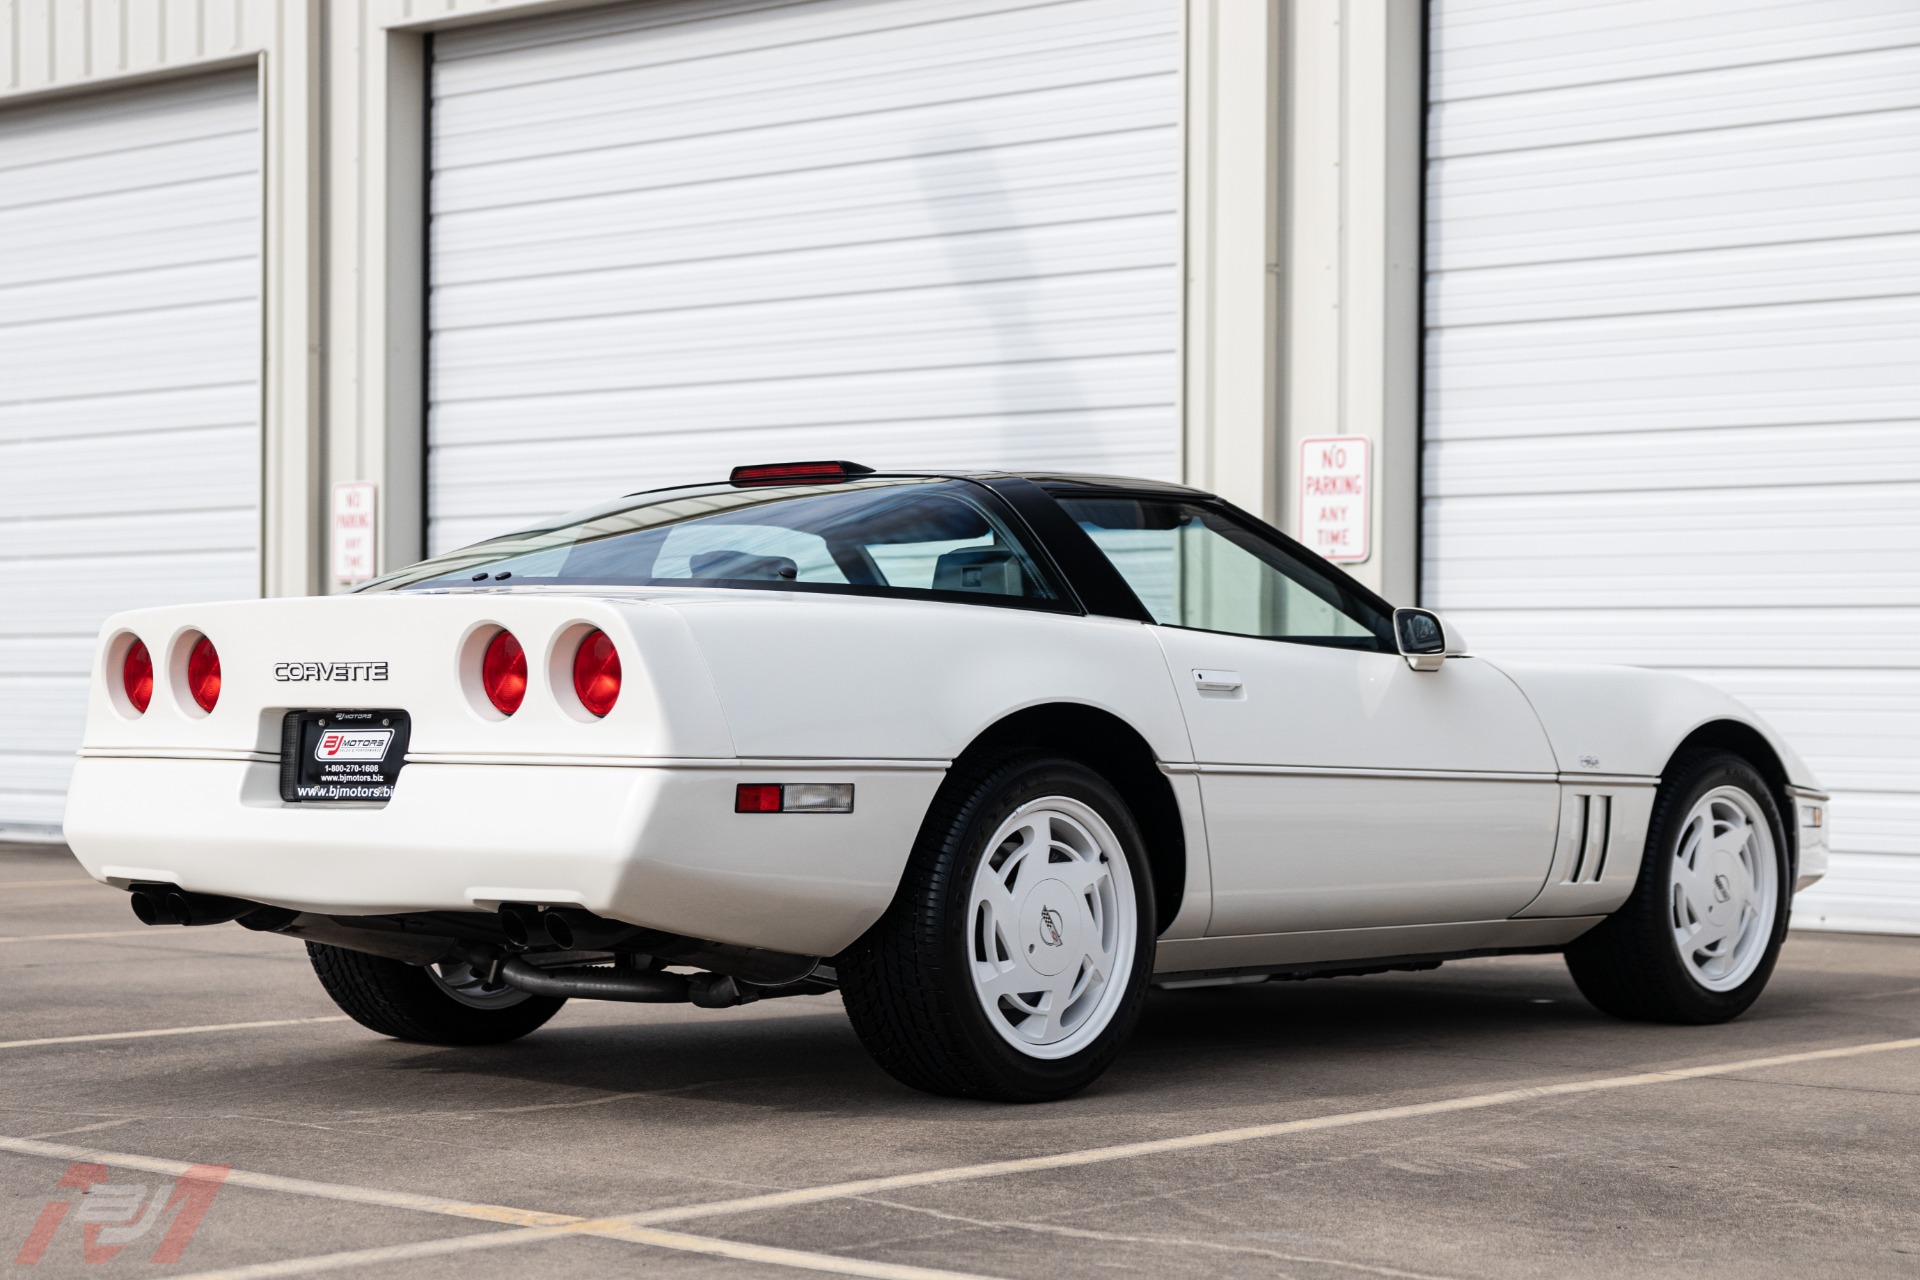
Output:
0 71 260 840
1423 1 1920 930
426 0 1184 554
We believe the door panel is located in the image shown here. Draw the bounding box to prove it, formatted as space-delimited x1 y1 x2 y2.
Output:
1153 628 1561 935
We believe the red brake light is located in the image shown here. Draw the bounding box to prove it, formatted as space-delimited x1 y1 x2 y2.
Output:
736 784 783 813
482 630 527 715
186 636 221 712
122 640 153 714
729 460 875 487
572 629 621 718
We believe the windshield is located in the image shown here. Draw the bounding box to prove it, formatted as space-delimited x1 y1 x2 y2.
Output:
363 478 1065 607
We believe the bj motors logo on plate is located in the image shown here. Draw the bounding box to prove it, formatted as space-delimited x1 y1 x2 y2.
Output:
315 728 394 762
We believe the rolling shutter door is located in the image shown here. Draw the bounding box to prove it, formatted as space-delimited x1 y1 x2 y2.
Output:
0 71 260 840
426 0 1183 554
1423 2 1920 930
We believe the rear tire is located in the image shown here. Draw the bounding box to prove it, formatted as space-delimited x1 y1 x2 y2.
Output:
307 943 565 1045
839 754 1155 1102
1565 750 1789 1024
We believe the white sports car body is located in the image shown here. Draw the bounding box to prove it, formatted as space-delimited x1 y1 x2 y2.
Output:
65 464 1831 1098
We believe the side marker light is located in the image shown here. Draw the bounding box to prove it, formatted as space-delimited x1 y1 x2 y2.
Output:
735 783 854 814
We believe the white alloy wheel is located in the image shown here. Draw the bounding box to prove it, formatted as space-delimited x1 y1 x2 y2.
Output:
966 796 1138 1060
1669 785 1779 992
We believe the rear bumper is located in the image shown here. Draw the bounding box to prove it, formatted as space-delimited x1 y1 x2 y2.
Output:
63 756 943 956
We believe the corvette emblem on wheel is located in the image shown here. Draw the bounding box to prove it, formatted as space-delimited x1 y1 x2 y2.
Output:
1038 906 1065 948
1713 873 1733 903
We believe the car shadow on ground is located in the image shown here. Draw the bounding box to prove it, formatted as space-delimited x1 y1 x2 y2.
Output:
297 962 1627 1116
251 936 1876 1122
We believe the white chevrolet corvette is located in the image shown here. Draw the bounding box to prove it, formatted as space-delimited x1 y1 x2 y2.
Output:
66 463 1830 1101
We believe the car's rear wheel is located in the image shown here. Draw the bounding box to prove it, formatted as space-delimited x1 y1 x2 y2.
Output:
307 943 566 1045
1565 750 1789 1023
839 754 1155 1102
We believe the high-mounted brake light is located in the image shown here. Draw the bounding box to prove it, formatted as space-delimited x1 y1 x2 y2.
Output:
122 639 153 714
186 636 221 712
729 460 875 487
482 630 527 715
735 783 855 814
572 629 621 718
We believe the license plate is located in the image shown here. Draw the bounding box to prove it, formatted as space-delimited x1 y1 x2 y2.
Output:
280 710 411 803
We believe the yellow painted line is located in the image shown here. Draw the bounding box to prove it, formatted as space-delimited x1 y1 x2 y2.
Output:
14 1035 1920 1280
0 1017 351 1051
0 878 100 888
0 929 162 944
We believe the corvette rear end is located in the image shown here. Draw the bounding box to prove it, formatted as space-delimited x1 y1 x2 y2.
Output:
64 591 940 958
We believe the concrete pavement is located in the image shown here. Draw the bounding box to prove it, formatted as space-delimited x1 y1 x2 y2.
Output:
4 840 1918 1278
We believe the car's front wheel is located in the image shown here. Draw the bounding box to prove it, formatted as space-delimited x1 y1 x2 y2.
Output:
1565 750 1790 1023
839 754 1155 1101
308 943 566 1045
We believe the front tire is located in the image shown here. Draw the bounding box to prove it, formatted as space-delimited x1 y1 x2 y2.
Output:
839 754 1155 1102
308 944 565 1045
1565 750 1789 1023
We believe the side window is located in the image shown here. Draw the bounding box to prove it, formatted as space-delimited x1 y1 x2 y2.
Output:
1057 494 1392 650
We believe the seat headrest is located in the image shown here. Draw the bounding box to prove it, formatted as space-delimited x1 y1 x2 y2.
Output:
932 546 1023 595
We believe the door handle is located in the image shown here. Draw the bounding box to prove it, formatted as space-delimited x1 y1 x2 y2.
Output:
1193 669 1243 693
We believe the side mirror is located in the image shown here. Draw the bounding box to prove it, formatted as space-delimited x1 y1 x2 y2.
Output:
1394 607 1448 672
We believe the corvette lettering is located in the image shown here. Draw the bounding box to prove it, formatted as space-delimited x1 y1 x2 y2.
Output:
273 661 389 682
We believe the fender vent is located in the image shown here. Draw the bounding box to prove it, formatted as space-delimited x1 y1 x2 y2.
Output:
1565 794 1612 885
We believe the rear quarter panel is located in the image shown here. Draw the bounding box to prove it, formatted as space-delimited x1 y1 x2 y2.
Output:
666 594 1193 763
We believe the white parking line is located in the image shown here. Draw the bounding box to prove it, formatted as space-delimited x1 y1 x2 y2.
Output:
0 878 99 888
0 1017 349 1051
598 1034 1920 1229
6 1034 1918 1280
0 929 164 944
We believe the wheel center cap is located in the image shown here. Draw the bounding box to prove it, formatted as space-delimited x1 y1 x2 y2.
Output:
1020 878 1078 977
1705 850 1740 924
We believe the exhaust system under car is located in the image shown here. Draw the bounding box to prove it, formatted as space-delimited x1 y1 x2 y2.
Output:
120 884 831 1008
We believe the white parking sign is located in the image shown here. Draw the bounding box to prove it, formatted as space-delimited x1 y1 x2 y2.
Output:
1298 436 1370 563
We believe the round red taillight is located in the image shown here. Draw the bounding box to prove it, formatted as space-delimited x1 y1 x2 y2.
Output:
572 629 621 718
482 630 527 715
186 636 221 712
122 639 153 714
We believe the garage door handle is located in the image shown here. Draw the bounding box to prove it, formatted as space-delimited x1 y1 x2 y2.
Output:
1193 670 1242 693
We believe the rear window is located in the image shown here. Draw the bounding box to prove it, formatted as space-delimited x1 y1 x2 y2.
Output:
365 479 1065 608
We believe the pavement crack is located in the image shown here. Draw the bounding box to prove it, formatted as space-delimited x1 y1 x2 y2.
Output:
21 1117 139 1140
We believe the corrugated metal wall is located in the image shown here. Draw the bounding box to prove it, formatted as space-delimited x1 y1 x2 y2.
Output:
424 0 1185 554
0 69 260 838
1423 0 1920 930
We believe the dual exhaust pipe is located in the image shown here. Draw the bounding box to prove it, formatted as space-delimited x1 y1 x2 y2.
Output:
498 902 631 951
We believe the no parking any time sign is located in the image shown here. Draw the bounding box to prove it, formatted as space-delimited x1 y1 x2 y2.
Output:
1298 436 1370 564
